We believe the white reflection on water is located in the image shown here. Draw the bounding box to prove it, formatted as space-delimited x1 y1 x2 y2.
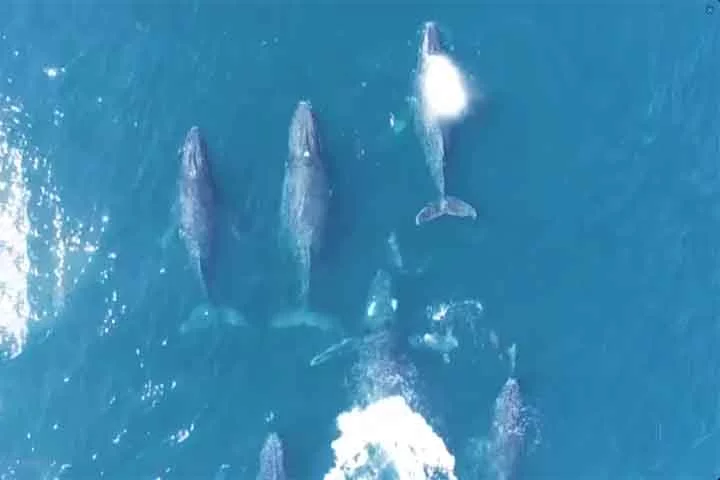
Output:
0 95 109 360
0 100 32 359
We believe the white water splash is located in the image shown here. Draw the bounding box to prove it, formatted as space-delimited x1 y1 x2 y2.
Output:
42 66 65 79
170 423 194 444
139 378 177 409
409 299 485 363
323 273 457 480
420 54 469 123
0 458 72 480
324 396 457 480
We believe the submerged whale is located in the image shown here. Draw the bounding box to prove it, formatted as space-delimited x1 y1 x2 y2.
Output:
174 126 245 333
179 126 214 294
257 432 287 480
280 100 330 305
309 269 398 367
484 344 538 480
413 21 477 225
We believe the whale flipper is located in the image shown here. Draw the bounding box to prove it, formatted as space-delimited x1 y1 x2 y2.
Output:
159 199 181 252
309 337 359 367
415 195 477 225
180 303 247 334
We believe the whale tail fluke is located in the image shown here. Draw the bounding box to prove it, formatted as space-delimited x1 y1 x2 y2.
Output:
415 195 477 225
269 308 338 334
180 303 248 334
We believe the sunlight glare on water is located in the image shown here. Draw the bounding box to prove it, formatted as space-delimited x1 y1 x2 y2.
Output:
0 94 112 360
0 102 31 360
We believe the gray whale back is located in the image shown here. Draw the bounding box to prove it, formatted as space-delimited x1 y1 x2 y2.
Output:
179 126 215 292
281 101 330 302
257 432 286 480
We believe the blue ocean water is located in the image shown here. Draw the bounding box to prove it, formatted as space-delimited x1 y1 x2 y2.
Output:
1 3 719 479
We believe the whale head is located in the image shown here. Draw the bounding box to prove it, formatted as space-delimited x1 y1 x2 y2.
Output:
289 100 319 164
182 126 208 179
421 21 443 57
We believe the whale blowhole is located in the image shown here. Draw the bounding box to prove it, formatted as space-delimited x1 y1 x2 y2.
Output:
420 53 469 123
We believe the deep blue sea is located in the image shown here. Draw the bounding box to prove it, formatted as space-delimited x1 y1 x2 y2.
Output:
1 3 719 479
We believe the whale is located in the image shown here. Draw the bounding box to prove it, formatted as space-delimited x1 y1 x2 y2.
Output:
413 21 477 225
173 126 245 333
257 432 287 480
272 101 336 334
279 100 329 305
178 126 214 296
485 344 529 480
309 269 398 367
